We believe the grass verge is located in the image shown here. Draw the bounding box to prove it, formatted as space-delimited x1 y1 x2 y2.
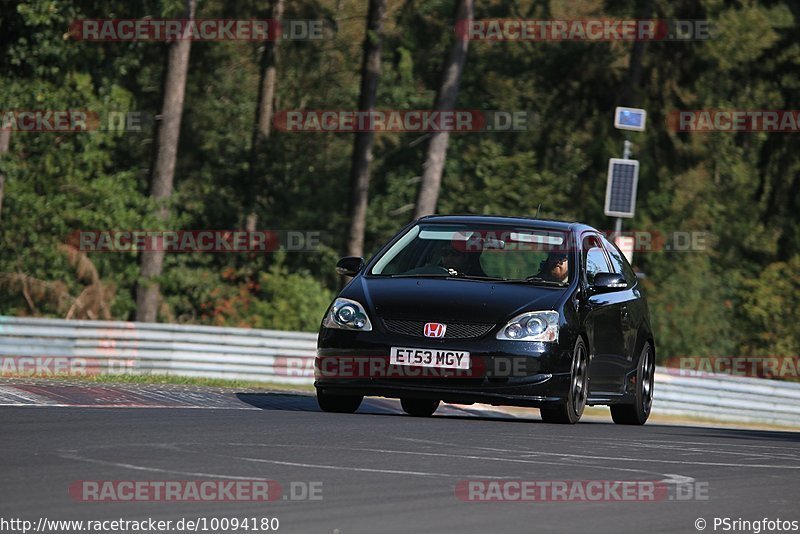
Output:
0 373 316 392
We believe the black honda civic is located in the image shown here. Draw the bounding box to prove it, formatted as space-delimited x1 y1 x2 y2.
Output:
315 215 655 424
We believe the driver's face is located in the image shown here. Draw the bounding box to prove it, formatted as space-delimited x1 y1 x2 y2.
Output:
550 257 569 280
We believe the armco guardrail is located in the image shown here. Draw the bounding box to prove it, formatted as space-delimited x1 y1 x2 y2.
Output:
653 369 800 427
0 316 317 385
1 316 799 427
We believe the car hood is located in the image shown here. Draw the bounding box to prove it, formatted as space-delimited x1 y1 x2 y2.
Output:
350 276 567 323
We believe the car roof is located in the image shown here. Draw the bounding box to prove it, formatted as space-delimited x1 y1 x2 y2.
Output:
417 214 595 233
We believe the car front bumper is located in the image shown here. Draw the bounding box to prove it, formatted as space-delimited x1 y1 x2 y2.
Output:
315 328 575 408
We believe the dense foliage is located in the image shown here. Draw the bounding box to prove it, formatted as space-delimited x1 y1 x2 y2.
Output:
1 0 798 363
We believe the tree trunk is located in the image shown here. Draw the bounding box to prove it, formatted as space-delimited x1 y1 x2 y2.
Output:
0 129 9 221
252 0 284 151
413 0 474 219
619 0 652 107
346 0 387 258
135 0 196 323
247 0 285 230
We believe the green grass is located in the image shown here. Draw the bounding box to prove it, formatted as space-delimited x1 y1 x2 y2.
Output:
1 372 316 392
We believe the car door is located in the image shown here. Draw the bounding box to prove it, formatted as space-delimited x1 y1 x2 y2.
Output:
600 235 644 373
581 233 627 394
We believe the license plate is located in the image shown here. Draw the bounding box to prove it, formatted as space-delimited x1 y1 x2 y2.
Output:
390 347 470 369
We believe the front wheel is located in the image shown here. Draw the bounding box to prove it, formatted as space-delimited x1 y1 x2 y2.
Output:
540 337 588 424
400 398 440 417
610 342 654 425
316 390 363 413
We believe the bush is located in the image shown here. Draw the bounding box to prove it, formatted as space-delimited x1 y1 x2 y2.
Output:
249 258 334 332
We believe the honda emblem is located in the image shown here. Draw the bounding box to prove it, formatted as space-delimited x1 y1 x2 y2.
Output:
423 322 447 338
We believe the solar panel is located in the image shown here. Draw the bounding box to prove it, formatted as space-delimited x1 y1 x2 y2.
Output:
604 158 639 218
614 106 647 131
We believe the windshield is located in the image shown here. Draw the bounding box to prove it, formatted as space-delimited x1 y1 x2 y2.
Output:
370 224 572 285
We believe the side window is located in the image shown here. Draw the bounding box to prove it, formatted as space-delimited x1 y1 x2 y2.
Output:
583 235 611 284
601 236 637 286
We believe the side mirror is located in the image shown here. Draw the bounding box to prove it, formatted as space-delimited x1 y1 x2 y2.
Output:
336 256 365 277
590 272 627 293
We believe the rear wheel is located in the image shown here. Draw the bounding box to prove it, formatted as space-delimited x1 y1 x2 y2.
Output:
400 398 440 417
610 342 654 425
316 390 363 413
540 337 588 424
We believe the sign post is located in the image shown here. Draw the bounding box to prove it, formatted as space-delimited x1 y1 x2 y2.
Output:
607 107 646 262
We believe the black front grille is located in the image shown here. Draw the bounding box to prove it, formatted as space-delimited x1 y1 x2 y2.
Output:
382 319 495 339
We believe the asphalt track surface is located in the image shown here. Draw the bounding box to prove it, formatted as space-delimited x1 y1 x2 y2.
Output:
1 380 799 534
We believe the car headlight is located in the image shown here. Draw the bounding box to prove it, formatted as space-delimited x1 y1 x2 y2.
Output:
323 298 373 331
496 311 559 342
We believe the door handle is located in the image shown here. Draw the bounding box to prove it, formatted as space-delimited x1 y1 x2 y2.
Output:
620 306 629 322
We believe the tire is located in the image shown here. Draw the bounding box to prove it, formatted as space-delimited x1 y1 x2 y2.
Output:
316 390 363 413
540 337 589 424
610 342 654 425
400 397 440 417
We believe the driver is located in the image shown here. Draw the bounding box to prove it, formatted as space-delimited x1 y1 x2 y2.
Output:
536 252 569 284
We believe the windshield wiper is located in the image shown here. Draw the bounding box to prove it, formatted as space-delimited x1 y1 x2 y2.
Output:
523 276 568 287
450 274 509 282
381 273 507 281
382 273 451 278
382 273 565 285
